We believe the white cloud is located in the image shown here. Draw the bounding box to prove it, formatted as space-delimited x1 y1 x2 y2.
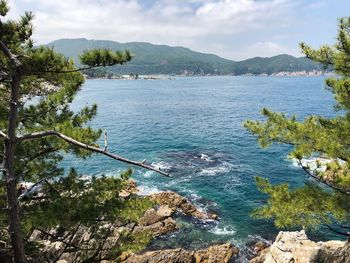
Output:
7 0 304 59
245 41 296 57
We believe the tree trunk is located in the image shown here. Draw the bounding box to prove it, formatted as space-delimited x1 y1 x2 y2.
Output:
2 70 26 262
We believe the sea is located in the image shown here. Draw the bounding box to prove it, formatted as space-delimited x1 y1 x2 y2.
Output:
60 76 339 261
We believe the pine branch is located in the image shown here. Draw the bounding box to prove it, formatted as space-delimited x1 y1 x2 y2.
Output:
297 160 350 195
26 147 57 162
0 40 21 68
18 176 60 201
18 177 46 201
17 130 171 177
27 66 97 75
324 224 350 237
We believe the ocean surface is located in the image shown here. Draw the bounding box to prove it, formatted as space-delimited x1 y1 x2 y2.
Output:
60 76 338 260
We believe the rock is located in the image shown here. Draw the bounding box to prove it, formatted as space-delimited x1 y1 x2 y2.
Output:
150 191 184 207
122 248 194 263
195 243 239 263
121 243 238 263
250 247 271 263
120 180 139 197
250 230 349 263
254 241 269 253
314 240 350 263
157 205 175 218
133 217 178 237
28 190 221 262
138 205 176 226
138 208 162 226
256 230 319 263
150 191 218 220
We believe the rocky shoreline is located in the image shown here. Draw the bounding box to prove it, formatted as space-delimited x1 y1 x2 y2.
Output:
121 243 237 263
31 180 238 263
27 180 350 263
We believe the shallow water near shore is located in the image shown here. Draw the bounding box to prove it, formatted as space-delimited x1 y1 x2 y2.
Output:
60 76 340 260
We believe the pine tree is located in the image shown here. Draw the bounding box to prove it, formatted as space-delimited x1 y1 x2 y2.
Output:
245 18 350 238
0 2 168 262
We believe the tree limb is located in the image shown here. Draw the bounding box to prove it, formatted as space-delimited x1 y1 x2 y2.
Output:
297 160 350 195
18 176 60 201
26 66 96 75
18 177 47 201
0 130 7 139
324 224 350 237
17 130 171 177
0 41 21 68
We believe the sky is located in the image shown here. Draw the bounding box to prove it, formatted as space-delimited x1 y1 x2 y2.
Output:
7 0 350 60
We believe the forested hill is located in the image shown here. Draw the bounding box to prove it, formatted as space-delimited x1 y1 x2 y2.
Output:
47 38 323 76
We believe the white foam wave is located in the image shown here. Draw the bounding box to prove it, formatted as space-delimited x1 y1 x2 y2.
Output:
142 171 154 178
199 161 233 176
151 161 172 171
165 176 193 187
209 225 235 235
200 153 213 162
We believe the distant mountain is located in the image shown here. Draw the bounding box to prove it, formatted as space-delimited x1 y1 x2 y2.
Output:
46 38 323 76
230 54 322 75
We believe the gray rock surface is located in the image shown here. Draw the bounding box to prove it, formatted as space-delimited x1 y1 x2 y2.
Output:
250 230 349 263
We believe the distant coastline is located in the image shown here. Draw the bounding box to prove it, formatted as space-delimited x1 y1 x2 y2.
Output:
84 70 333 80
47 39 327 77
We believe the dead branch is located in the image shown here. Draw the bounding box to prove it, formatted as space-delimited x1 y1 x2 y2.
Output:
0 130 7 139
17 130 170 177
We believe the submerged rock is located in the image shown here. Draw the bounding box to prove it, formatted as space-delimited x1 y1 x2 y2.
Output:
250 230 349 263
120 243 238 263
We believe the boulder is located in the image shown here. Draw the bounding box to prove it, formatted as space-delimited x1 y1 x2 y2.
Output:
250 230 349 263
157 205 175 218
138 208 162 226
121 243 238 263
138 205 176 226
253 241 269 254
120 180 139 197
314 240 350 263
195 243 239 263
133 217 178 237
150 191 218 220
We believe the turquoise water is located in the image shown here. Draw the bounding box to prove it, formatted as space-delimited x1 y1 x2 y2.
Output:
61 76 336 257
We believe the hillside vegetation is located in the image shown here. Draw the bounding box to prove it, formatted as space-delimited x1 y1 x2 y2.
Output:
47 38 323 76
